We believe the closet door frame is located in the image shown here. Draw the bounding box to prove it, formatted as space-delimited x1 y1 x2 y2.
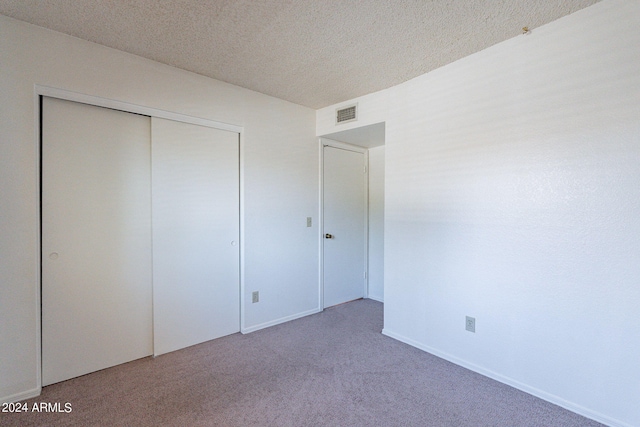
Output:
34 85 245 389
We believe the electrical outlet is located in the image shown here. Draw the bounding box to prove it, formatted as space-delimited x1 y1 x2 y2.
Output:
465 316 475 333
252 291 259 303
306 217 312 227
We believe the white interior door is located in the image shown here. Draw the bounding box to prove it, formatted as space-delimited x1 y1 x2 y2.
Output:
323 143 367 308
152 117 240 356
42 97 153 386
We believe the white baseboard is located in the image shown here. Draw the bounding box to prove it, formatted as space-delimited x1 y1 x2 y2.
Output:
381 328 629 427
241 307 322 334
366 295 384 303
1 387 41 404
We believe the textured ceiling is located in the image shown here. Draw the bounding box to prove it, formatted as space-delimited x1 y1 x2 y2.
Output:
0 0 600 109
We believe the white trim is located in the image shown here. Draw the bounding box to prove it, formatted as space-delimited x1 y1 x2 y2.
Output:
33 88 42 401
239 132 246 332
381 328 631 427
318 139 325 311
363 149 369 299
35 85 242 134
1 387 41 404
321 138 368 154
241 308 322 334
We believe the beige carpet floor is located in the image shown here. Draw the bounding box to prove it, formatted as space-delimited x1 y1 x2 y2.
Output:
0 299 604 426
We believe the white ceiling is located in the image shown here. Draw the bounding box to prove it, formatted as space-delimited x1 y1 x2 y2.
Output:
0 0 600 109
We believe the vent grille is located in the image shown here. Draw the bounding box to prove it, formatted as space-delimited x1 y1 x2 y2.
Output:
336 104 357 124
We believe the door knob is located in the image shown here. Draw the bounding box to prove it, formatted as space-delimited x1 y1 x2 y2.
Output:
325 233 333 239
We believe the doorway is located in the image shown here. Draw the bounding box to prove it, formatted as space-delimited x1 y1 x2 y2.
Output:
322 141 367 308
320 122 385 308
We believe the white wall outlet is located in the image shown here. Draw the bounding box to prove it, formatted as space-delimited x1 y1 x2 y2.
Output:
306 217 312 227
252 291 259 303
466 316 475 333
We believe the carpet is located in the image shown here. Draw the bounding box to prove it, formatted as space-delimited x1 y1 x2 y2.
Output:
0 299 604 426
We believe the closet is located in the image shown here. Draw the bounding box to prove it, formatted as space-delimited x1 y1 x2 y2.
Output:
41 97 239 385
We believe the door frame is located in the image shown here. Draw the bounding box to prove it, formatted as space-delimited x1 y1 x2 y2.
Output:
319 138 369 309
35 85 245 390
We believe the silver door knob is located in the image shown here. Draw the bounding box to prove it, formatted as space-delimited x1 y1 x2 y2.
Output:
325 233 333 239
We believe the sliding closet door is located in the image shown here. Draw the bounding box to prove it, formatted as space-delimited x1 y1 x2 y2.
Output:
42 97 153 386
152 118 240 356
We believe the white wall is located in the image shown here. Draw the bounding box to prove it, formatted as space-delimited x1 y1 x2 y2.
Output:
367 146 384 302
319 1 640 426
0 15 319 402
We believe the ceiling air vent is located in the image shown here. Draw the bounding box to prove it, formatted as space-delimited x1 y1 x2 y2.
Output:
336 104 357 124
